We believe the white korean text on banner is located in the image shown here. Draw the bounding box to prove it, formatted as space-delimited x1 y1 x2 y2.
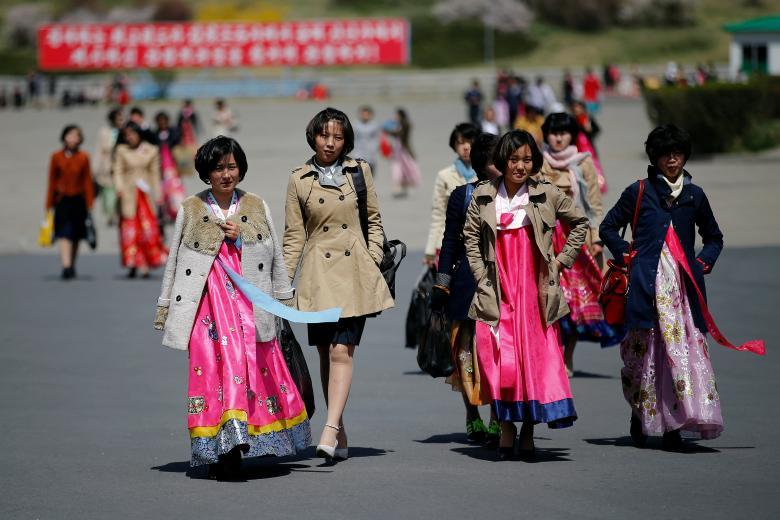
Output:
37 19 410 70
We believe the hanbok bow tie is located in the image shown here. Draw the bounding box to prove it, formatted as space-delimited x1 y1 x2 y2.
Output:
499 212 515 227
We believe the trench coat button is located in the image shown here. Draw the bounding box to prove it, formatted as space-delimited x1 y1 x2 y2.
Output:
549 280 556 286
258 263 263 271
185 269 191 276
324 226 329 232
339 195 345 201
342 224 348 229
257 234 262 240
325 252 331 258
202 216 209 222
194 241 199 248
486 280 492 287
175 295 182 302
241 215 248 222
345 250 351 256
319 198 325 204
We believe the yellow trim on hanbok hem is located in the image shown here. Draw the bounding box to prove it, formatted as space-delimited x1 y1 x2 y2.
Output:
189 409 309 438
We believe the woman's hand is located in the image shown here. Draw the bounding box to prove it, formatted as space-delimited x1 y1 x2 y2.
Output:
423 254 437 267
220 221 240 241
589 243 604 257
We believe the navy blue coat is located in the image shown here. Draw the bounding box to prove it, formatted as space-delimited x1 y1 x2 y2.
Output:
599 167 723 332
438 182 477 321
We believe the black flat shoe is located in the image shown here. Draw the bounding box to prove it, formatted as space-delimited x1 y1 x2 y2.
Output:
517 446 536 461
126 268 137 279
630 415 647 448
497 443 516 461
662 429 683 451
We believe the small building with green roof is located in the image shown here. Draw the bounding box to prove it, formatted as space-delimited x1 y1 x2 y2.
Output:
724 15 780 77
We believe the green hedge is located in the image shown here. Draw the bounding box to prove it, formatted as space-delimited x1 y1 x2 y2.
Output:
410 15 537 68
643 79 779 154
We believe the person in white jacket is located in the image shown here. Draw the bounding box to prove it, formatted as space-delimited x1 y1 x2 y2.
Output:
423 123 479 266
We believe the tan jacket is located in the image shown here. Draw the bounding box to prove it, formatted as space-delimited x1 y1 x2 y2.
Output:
540 155 603 244
283 157 394 318
463 176 589 327
154 190 294 349
425 163 469 256
113 142 161 219
92 126 116 188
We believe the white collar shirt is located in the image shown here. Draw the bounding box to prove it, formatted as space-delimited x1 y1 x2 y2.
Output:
495 181 531 230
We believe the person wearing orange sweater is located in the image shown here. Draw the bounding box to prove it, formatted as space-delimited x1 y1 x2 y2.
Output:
45 125 94 280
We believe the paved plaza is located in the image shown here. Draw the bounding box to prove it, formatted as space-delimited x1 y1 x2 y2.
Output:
1 97 778 519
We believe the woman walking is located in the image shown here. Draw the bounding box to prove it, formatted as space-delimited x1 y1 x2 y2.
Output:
93 107 123 226
432 132 501 445
284 107 394 461
464 130 588 459
540 112 622 376
113 122 167 278
384 108 422 198
600 125 764 450
45 124 94 280
155 110 186 222
155 136 309 479
423 123 480 266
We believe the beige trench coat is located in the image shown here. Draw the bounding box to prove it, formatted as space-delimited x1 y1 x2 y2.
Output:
113 142 161 219
463 175 589 327
424 163 469 256
283 157 394 318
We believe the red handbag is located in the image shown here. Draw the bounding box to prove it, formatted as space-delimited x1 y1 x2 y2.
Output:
599 179 645 325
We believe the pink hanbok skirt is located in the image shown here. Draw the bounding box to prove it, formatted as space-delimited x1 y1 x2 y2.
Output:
620 229 723 440
160 143 185 221
576 132 607 194
475 225 577 428
391 145 422 188
187 241 311 466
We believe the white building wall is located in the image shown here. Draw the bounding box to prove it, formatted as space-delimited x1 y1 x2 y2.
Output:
769 41 780 75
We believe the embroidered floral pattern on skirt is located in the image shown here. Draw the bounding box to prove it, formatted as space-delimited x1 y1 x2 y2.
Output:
620 239 723 440
187 241 311 467
446 320 487 406
119 188 167 269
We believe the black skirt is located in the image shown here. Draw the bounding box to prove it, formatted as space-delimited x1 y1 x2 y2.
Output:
53 195 87 241
308 316 367 346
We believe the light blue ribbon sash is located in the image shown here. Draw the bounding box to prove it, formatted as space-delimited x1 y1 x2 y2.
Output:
219 260 342 324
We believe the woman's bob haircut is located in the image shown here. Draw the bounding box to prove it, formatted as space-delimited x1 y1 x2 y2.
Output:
305 107 355 159
492 130 544 175
449 122 479 151
194 136 248 183
60 124 84 146
645 124 692 166
541 112 579 140
470 132 500 182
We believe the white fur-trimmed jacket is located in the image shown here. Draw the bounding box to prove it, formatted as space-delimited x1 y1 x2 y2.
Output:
154 189 294 350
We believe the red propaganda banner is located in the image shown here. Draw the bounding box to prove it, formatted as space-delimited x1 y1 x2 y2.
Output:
37 19 411 70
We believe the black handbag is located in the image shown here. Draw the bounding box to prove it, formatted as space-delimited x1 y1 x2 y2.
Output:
417 308 454 378
276 318 316 418
405 267 435 348
84 212 97 250
350 160 406 299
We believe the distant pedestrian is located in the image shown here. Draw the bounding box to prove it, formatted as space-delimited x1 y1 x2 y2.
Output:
353 105 380 175
13 86 24 109
481 107 499 135
423 122 479 266
464 130 588 460
177 99 200 148
431 132 502 447
384 108 422 198
600 125 764 451
155 111 186 221
513 104 545 148
464 80 484 126
571 100 607 193
284 107 394 461
93 107 124 226
154 136 309 479
45 125 94 280
113 122 167 278
540 113 622 376
583 67 602 115
129 106 156 144
212 98 237 137
562 69 575 107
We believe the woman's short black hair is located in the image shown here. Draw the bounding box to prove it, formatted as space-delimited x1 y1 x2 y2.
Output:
471 132 500 181
449 122 479 151
60 124 84 146
107 107 122 125
645 124 692 165
194 136 248 183
493 129 544 174
119 121 145 144
305 107 354 159
542 112 579 139
155 110 170 124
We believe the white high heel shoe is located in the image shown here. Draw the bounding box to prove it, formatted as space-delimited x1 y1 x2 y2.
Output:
315 423 340 459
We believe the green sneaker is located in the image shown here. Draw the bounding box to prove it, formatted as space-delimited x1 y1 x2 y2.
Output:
466 418 487 443
484 420 501 448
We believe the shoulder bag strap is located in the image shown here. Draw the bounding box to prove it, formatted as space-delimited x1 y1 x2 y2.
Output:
350 160 370 246
463 183 475 217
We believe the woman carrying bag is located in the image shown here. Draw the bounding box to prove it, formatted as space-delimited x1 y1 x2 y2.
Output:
154 137 312 479
284 107 394 461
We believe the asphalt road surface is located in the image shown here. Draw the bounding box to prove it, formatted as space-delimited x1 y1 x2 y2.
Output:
1 97 778 519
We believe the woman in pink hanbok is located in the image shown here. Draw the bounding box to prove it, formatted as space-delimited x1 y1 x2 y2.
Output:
384 108 422 198
464 130 589 460
600 125 764 450
155 111 186 222
154 137 310 478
